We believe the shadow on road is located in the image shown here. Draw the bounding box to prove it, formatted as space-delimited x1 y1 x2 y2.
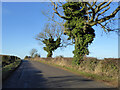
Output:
46 75 94 88
48 76 93 81
3 60 49 88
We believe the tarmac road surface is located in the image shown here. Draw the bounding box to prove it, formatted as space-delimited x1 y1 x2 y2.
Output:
3 60 113 88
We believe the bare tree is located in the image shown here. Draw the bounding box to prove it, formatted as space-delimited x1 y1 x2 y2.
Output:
30 48 38 58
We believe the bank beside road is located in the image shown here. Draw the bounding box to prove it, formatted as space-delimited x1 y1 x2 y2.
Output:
27 57 119 88
1 55 22 81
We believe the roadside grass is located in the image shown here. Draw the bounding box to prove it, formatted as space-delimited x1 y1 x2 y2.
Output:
2 59 21 80
33 60 118 87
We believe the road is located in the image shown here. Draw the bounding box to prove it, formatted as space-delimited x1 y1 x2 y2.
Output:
3 60 113 88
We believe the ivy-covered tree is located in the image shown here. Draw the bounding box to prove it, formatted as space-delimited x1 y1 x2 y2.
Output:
43 36 61 57
36 23 66 57
52 1 120 64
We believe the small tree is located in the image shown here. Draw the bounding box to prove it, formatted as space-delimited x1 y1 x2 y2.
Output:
36 22 66 58
24 56 29 59
34 53 40 58
30 48 38 58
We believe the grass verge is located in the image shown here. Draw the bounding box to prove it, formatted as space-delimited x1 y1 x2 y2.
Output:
2 59 22 81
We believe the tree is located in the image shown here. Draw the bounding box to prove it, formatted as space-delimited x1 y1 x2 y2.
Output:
34 53 40 58
30 48 38 58
51 1 120 64
24 56 29 59
36 22 67 57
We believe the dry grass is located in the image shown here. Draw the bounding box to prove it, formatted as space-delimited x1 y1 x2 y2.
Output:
27 57 119 87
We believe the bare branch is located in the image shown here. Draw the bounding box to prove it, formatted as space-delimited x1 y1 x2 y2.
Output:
91 1 97 7
90 5 120 26
87 2 95 22
97 2 107 8
99 22 119 32
99 1 112 11
104 18 118 26
100 6 110 15
99 23 108 32
95 6 110 21
95 1 112 13
57 2 63 7
95 2 107 13
87 7 89 21
51 2 71 20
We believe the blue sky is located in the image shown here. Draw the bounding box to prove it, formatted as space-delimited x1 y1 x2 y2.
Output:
1 2 119 59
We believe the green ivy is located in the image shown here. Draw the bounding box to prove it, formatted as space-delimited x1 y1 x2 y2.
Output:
42 36 61 57
63 2 95 65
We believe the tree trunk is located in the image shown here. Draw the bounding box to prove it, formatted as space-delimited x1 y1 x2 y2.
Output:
72 26 95 65
47 51 52 57
73 37 84 65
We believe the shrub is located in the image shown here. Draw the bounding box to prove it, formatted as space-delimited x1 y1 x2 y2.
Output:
2 55 21 67
10 56 16 63
2 56 10 67
24 56 29 59
34 53 40 58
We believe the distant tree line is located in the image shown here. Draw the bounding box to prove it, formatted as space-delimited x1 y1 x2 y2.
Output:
24 48 40 59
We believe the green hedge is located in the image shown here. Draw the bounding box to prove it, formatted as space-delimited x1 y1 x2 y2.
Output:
2 55 20 67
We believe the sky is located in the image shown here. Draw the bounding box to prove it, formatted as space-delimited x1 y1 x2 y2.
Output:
1 2 119 59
